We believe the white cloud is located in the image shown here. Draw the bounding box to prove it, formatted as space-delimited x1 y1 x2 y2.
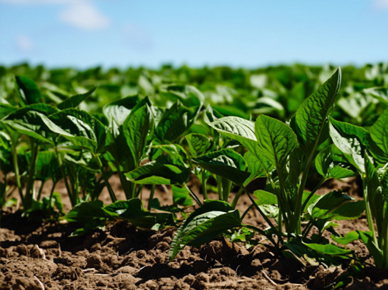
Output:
373 0 388 9
15 35 34 52
59 1 110 30
1 0 110 31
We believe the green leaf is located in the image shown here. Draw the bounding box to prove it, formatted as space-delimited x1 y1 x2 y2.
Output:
1 110 56 144
315 145 356 179
365 87 388 106
185 133 211 157
172 185 193 206
125 154 190 185
15 75 42 106
123 104 153 166
50 109 106 153
107 198 173 228
63 200 117 223
35 150 62 183
329 118 369 173
358 231 383 268
253 190 278 205
369 109 388 156
155 101 200 142
169 200 241 261
57 87 95 110
0 103 18 118
304 243 352 256
308 190 365 220
209 116 273 174
295 68 341 155
104 121 136 172
193 149 249 186
332 231 360 245
103 95 140 126
255 114 299 168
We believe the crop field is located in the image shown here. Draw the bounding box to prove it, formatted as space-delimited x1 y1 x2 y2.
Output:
1 63 388 289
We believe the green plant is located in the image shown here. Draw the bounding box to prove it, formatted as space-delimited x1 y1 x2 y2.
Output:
329 109 388 268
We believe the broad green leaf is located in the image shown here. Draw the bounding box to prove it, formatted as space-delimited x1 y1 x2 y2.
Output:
308 190 351 219
315 145 356 179
186 133 211 157
369 109 388 156
22 103 59 115
149 144 188 163
1 110 57 144
172 185 193 206
253 190 278 205
365 87 388 106
193 149 249 186
123 104 153 166
209 116 273 174
50 109 106 153
301 191 321 209
155 101 200 142
329 118 369 173
295 68 341 154
255 114 299 168
159 84 204 108
103 95 139 126
63 200 117 223
104 121 135 172
57 87 95 110
108 198 173 228
15 75 42 106
358 231 383 268
169 200 241 261
243 151 269 187
308 190 364 220
125 154 190 185
304 243 352 256
35 150 62 183
0 103 17 118
0 132 12 174
332 231 360 245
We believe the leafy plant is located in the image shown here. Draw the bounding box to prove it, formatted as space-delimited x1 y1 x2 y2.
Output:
329 109 388 268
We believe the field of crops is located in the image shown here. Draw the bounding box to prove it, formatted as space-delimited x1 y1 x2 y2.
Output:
1 63 388 289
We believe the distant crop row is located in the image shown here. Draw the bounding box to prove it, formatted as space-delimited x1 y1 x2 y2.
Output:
1 63 388 287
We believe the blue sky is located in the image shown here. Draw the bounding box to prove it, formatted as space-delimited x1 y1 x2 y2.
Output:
0 0 387 69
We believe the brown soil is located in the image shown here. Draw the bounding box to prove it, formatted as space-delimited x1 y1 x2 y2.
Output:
1 175 388 290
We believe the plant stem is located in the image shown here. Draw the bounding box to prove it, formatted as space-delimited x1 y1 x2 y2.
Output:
148 184 156 211
301 178 326 213
363 177 378 246
217 175 223 201
293 159 313 235
382 206 388 268
201 169 208 200
231 186 244 208
302 219 314 238
10 137 24 206
49 181 56 210
96 155 116 203
25 141 39 210
54 146 73 206
36 180 45 201
246 189 279 237
241 204 254 221
185 183 202 206
243 224 277 248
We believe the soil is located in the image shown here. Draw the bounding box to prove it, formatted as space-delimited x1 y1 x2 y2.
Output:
1 175 388 290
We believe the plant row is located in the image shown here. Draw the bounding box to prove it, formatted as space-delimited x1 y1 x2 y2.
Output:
1 67 388 284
